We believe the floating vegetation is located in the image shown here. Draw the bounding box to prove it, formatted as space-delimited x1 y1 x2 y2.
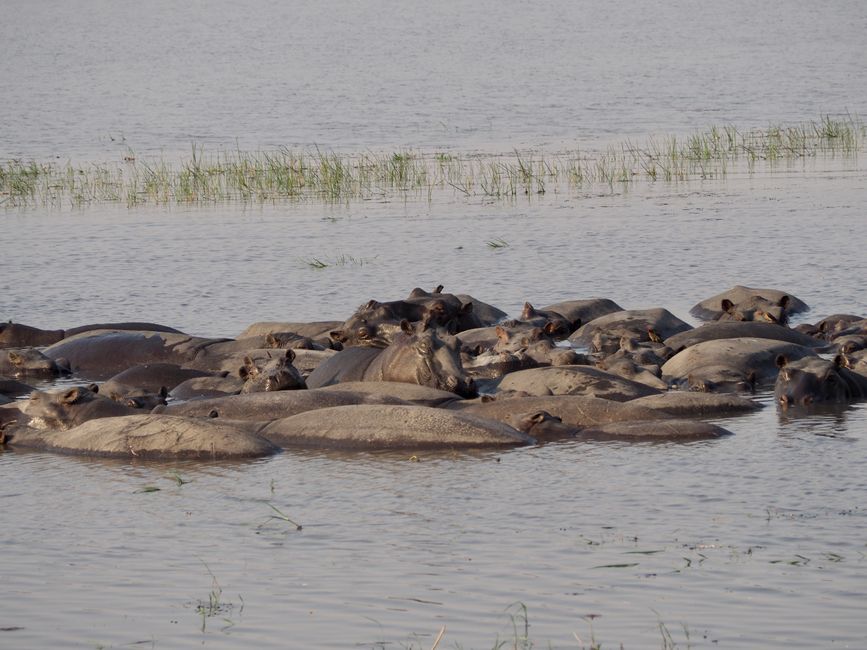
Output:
486 238 510 249
1 116 863 208
300 253 376 269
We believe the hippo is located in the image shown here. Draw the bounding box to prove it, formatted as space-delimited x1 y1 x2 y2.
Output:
168 374 245 400
504 410 579 441
237 321 344 340
690 286 809 321
661 338 818 392
450 394 665 427
629 392 763 417
1 348 70 379
42 330 227 380
0 321 185 349
258 404 532 449
664 321 825 352
238 350 306 393
537 298 624 331
579 419 733 441
775 355 867 408
159 387 409 421
513 303 573 338
307 321 477 398
491 365 662 401
100 363 215 397
315 381 462 407
0 376 36 398
3 414 279 459
569 308 692 352
595 357 669 390
17 385 139 431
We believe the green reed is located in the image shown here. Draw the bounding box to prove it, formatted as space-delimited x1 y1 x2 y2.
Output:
1 115 862 208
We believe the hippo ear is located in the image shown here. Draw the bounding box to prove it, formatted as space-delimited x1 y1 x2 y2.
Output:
363 299 380 310
400 319 414 336
543 321 559 336
833 354 844 368
778 295 790 309
775 354 789 368
529 411 549 424
159 386 168 398
721 299 735 313
238 366 250 380
433 285 444 294
61 387 82 405
125 398 142 408
495 326 509 342
7 351 22 365
87 383 99 393
408 288 427 298
521 302 536 320
208 409 219 418
283 349 296 363
265 333 277 347
329 330 346 343
460 301 473 314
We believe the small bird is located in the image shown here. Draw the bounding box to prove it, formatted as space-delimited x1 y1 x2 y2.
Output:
646 326 663 344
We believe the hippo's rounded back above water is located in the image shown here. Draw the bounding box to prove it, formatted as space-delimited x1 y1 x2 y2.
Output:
690 286 809 322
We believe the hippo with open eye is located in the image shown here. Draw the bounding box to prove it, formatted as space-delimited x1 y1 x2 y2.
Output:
774 355 867 408
238 349 307 393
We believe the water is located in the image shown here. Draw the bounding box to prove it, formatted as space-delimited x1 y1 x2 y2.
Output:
2 1 867 648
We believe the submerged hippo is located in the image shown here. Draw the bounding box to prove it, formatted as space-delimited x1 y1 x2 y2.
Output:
1 348 69 379
307 321 477 397
569 308 692 352
664 321 824 352
492 365 662 401
259 404 532 449
690 286 809 321
0 321 184 349
775 355 867 408
238 350 306 393
661 338 818 392
3 414 279 459
18 385 138 431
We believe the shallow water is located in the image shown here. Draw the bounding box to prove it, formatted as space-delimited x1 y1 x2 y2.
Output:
3 0 867 647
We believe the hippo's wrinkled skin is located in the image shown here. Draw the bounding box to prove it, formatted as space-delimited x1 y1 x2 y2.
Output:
570 308 692 352
238 350 306 393
775 355 867 408
492 365 662 401
308 321 477 398
0 321 184 349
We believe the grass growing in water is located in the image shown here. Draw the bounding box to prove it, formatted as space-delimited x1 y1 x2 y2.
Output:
1 115 862 207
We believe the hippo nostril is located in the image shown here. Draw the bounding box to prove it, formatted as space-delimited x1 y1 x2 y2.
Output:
802 395 813 405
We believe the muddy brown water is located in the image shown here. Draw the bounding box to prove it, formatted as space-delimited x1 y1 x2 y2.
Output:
3 0 867 647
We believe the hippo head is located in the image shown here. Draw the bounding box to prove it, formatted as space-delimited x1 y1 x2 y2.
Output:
393 320 477 398
3 348 67 378
22 385 100 430
507 410 575 441
239 350 306 393
684 366 757 393
720 295 790 325
775 355 855 408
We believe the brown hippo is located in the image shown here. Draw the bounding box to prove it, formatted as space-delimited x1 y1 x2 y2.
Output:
236 320 343 342
168 374 246 400
307 321 477 398
17 385 139 431
492 365 662 401
159 387 408 421
661 338 818 392
238 350 306 393
100 363 216 397
258 404 532 450
537 298 624 331
775 355 867 408
0 320 184 349
579 419 733 441
3 414 279 459
690 286 809 321
664 321 825 352
629 392 763 417
42 330 227 380
569 308 692 352
1 348 70 379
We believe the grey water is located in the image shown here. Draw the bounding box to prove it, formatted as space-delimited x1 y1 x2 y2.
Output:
2 1 867 648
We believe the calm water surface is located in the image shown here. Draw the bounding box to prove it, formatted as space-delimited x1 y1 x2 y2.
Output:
3 1 867 648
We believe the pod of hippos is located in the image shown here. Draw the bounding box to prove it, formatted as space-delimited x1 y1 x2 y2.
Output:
2 284 866 459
